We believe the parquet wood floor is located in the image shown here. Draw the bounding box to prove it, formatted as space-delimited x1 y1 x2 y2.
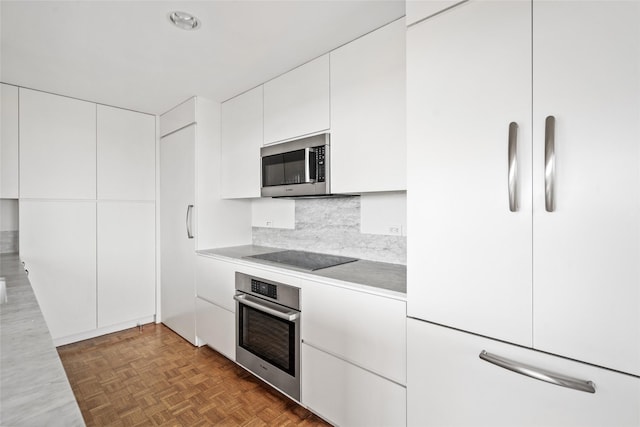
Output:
57 323 331 427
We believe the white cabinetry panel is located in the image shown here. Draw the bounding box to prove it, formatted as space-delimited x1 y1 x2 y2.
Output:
97 105 156 201
19 88 96 199
220 87 262 199
19 200 96 339
531 0 640 377
301 279 406 385
160 125 196 344
1 83 19 198
196 255 236 313
331 19 406 193
195 297 235 359
408 318 640 427
97 201 155 328
159 97 195 137
302 343 406 427
263 55 330 144
407 0 533 346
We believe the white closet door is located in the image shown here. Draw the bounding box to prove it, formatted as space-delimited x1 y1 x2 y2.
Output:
407 0 533 346
160 125 196 344
97 105 156 201
97 201 155 328
532 0 640 376
19 88 96 199
19 200 96 339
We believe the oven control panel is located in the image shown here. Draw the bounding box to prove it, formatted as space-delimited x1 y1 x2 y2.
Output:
251 279 277 299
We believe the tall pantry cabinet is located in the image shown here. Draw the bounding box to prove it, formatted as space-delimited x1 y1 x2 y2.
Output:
19 88 157 344
407 1 639 425
159 97 251 345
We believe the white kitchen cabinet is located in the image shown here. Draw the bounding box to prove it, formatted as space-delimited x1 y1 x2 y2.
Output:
405 0 464 26
195 255 236 313
1 83 19 198
407 0 640 376
302 343 406 427
301 278 406 385
531 0 640 377
263 55 330 145
19 88 96 199
195 297 235 359
97 201 155 328
220 86 262 199
97 105 156 201
159 97 195 137
161 97 251 345
160 124 197 345
19 200 96 340
330 19 406 194
407 0 533 346
408 318 640 427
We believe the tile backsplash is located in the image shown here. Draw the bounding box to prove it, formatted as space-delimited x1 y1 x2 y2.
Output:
0 231 19 254
252 196 406 265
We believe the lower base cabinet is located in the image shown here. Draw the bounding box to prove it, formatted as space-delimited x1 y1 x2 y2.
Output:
195 297 235 359
407 318 640 427
302 343 406 427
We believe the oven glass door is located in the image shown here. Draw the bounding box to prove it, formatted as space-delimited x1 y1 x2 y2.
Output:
238 302 296 377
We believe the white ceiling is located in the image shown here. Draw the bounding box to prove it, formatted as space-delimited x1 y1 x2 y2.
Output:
1 0 404 115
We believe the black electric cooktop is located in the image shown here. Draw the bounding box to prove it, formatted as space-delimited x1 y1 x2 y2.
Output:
245 250 358 271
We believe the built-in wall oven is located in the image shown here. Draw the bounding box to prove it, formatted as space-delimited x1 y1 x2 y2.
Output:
234 272 301 400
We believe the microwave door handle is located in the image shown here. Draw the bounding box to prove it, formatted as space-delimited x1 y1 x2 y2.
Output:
305 148 317 183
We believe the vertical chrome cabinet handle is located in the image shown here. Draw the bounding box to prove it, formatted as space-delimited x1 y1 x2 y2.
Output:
508 122 519 212
480 350 596 393
545 116 556 212
186 205 194 239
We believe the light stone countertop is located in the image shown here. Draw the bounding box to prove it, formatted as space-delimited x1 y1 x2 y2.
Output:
197 245 407 300
0 254 85 427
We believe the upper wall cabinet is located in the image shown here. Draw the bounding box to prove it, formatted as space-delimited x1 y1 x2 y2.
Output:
159 97 195 137
1 84 19 198
263 55 330 145
330 19 406 194
97 105 156 201
406 0 464 26
19 88 96 199
220 86 263 199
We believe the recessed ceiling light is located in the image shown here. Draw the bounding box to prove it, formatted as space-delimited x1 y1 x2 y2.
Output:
168 11 201 31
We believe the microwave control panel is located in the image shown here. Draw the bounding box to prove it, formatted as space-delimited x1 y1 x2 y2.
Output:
316 146 326 182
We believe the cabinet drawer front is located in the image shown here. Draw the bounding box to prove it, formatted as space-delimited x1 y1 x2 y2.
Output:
408 318 640 427
196 256 237 312
302 343 406 427
301 279 406 384
196 297 235 359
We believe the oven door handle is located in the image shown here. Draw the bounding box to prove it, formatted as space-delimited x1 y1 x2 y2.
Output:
234 294 300 321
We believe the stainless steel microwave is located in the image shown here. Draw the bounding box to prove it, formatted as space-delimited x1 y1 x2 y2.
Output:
260 133 330 197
